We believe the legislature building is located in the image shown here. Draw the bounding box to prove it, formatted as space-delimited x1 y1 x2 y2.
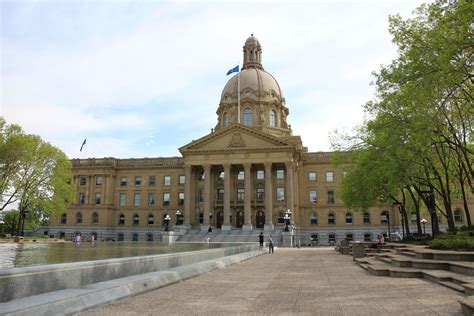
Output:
47 35 470 245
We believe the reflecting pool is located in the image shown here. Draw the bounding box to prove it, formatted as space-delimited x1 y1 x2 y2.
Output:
0 242 223 270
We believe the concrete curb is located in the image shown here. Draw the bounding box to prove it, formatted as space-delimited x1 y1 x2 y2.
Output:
1 250 264 316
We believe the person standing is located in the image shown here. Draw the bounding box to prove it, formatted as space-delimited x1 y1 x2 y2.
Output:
259 232 264 250
268 235 274 253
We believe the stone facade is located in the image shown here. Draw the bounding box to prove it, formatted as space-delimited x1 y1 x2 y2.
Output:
46 35 473 244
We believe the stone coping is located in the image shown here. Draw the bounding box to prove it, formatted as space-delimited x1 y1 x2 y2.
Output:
0 244 259 302
0 250 264 316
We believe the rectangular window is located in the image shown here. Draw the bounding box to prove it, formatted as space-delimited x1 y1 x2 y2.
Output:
218 172 225 181
237 188 245 201
179 175 185 185
198 189 204 202
163 176 171 186
95 193 101 205
79 176 86 186
276 187 285 202
148 193 155 206
178 192 184 205
79 193 85 205
308 172 316 181
134 193 141 207
256 188 264 201
198 171 205 181
217 189 224 201
276 169 284 179
135 176 141 186
327 190 335 204
120 176 127 186
148 176 156 186
237 171 245 180
95 176 102 186
309 190 317 204
326 171 334 182
163 192 170 205
256 170 264 180
119 193 126 207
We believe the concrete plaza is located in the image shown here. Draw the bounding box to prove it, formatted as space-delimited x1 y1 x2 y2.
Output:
80 247 465 315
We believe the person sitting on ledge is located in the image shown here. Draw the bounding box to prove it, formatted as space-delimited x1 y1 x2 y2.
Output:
370 233 385 249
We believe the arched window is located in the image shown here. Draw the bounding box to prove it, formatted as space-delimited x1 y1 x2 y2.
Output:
133 214 139 226
223 112 229 127
363 212 370 224
310 212 318 225
132 233 139 241
380 211 389 224
92 212 99 225
278 212 285 224
345 212 353 224
146 233 153 241
243 108 252 126
346 233 353 241
61 213 67 224
117 233 124 241
118 214 125 225
364 233 372 241
269 110 277 127
328 233 336 243
75 212 83 224
148 214 154 225
328 213 335 224
454 209 463 222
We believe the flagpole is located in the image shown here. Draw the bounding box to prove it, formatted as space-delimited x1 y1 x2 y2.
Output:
237 62 240 124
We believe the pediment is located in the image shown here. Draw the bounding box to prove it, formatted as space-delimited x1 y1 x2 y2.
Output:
179 125 291 154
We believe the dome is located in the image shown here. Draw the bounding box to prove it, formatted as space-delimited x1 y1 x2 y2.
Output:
215 35 291 137
221 68 283 101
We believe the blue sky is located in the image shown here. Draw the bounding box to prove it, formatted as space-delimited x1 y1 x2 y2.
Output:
1 0 427 159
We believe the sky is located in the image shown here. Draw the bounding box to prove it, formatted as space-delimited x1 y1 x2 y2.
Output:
1 0 428 159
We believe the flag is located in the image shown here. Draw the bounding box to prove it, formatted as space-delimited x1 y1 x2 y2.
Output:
226 65 239 75
80 138 87 152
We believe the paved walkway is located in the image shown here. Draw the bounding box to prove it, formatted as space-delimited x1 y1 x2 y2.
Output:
80 248 465 315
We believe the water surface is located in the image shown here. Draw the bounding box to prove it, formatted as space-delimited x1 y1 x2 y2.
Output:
0 242 223 270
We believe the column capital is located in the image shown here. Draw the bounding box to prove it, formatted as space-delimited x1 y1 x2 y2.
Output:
264 162 273 169
223 163 231 169
203 164 211 171
243 162 252 170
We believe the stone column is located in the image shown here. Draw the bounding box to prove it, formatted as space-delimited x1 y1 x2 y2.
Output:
183 165 192 229
222 163 232 231
264 162 274 231
286 162 294 223
202 164 211 230
243 163 253 231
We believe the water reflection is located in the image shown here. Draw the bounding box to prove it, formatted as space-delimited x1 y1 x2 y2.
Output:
0 242 222 270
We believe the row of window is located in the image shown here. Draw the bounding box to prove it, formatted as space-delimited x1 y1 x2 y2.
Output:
63 212 173 226
222 109 278 128
308 211 390 225
79 175 185 187
311 233 374 243
78 187 340 206
78 171 338 188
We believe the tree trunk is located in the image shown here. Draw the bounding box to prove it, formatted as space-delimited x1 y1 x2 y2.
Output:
460 172 472 227
408 185 422 234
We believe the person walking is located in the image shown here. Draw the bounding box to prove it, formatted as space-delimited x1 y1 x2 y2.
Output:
259 232 264 250
268 235 274 253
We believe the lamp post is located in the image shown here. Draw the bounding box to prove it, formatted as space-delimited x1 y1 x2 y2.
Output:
421 218 427 235
175 209 182 225
284 209 292 232
164 214 171 232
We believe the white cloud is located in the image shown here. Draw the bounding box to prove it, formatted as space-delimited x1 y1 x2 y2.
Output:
1 0 427 158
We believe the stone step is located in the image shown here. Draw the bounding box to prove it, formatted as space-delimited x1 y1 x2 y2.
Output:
438 280 466 293
458 296 474 315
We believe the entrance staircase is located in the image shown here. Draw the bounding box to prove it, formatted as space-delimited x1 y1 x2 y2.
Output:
177 227 284 245
353 245 474 315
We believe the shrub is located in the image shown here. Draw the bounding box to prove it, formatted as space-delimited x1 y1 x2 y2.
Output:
428 232 474 251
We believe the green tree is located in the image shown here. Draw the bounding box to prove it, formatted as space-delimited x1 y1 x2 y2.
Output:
333 1 473 234
0 119 73 236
